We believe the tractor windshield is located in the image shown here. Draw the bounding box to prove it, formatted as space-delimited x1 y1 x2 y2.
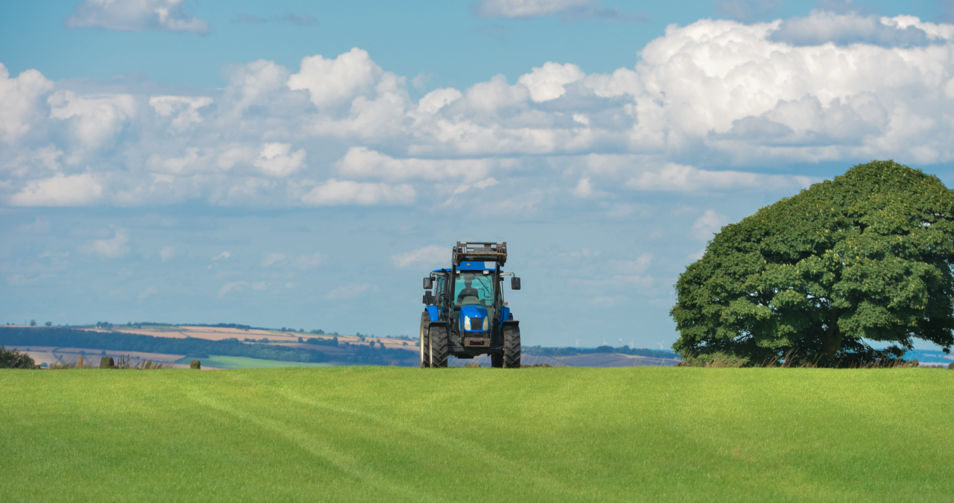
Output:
454 272 495 306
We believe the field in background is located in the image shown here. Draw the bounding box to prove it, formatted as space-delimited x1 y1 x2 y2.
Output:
174 355 333 369
4 325 682 368
95 325 412 350
18 346 188 368
3 367 952 502
1 326 420 368
105 325 678 367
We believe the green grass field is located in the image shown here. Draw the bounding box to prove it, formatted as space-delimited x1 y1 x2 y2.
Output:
2 367 952 502
174 355 334 369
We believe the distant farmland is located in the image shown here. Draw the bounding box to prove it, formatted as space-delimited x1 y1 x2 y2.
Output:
0 326 680 368
0 326 420 368
2 367 952 501
173 355 334 369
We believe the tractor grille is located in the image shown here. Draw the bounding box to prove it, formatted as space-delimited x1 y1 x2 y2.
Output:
467 318 483 331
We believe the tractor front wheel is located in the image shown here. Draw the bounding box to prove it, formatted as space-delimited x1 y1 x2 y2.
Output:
491 354 503 368
503 325 521 368
428 325 449 368
419 313 430 368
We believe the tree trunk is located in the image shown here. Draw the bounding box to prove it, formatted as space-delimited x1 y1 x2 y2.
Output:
822 308 842 358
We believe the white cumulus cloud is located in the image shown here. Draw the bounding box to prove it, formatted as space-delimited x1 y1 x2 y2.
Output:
692 210 730 240
770 10 950 47
287 48 384 108
336 147 503 182
261 252 324 269
48 91 137 149
159 246 176 262
149 95 213 131
326 284 370 300
472 0 598 18
0 64 54 143
391 245 447 268
292 253 324 270
218 281 247 297
517 62 585 102
254 143 306 178
416 88 463 114
572 177 594 198
301 179 415 206
8 173 103 207
224 59 292 115
263 252 286 267
626 164 812 192
80 228 130 258
65 0 212 34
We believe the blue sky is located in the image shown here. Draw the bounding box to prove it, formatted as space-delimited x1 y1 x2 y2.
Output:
3 0 954 350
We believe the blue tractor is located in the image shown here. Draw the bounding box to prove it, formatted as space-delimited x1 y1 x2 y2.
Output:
419 242 522 368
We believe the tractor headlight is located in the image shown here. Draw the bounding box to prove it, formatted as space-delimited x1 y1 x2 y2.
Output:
482 317 489 331
463 316 471 331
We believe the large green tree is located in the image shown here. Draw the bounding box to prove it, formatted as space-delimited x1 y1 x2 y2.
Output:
671 161 954 366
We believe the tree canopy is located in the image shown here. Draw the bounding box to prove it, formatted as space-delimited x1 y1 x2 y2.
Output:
671 161 954 366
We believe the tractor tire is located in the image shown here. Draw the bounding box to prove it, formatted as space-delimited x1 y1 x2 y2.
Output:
428 324 449 368
419 312 430 368
503 325 521 368
491 354 504 368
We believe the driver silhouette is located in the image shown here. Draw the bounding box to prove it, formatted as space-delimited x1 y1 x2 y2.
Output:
457 277 480 303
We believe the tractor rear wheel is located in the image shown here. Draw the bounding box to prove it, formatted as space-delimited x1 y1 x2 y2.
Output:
428 325 449 368
419 312 430 368
503 325 521 368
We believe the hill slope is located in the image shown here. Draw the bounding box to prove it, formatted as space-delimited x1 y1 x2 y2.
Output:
2 367 952 502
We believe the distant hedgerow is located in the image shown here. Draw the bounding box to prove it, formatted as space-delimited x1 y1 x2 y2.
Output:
0 346 37 369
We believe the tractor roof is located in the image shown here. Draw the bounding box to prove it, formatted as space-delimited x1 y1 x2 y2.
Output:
453 242 507 266
432 261 500 273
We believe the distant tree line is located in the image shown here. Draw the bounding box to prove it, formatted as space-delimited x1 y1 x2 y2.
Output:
305 337 338 347
15 321 405 342
338 343 413 365
0 327 333 364
193 323 255 330
92 322 270 331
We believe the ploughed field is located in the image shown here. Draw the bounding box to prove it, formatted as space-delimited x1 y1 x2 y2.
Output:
2 367 952 502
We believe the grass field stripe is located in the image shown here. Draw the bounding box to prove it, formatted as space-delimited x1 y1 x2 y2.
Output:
273 386 611 503
183 385 442 503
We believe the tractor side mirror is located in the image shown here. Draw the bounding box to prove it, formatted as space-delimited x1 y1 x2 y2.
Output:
423 292 436 305
511 277 521 290
423 277 433 289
